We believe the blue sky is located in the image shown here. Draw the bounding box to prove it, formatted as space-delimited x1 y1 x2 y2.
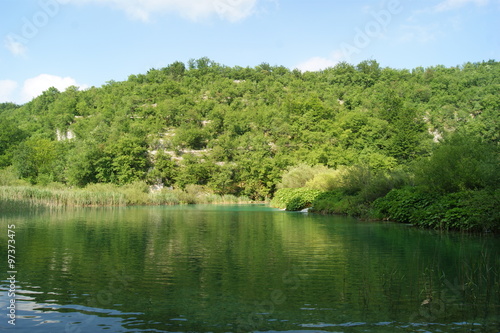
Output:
1 0 499 104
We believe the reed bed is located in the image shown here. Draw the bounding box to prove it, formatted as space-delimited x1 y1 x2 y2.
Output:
0 186 126 207
0 184 253 208
148 189 252 205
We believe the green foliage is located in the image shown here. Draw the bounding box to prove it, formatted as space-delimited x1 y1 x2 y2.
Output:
309 167 410 217
278 164 330 189
172 125 207 150
118 181 150 205
174 154 214 188
304 169 342 191
147 151 177 187
373 187 499 232
0 185 126 207
0 167 30 186
95 135 150 185
270 188 322 211
373 187 437 223
1 58 498 222
0 118 26 167
414 133 499 193
12 137 58 184
311 190 363 216
66 140 102 187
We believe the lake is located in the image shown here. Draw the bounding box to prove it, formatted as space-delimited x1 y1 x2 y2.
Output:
1 204 499 332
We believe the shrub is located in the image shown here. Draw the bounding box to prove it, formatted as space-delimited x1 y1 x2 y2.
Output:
0 167 29 186
311 190 368 216
358 168 410 203
119 181 150 205
149 189 180 205
270 188 322 211
278 164 330 189
373 187 500 232
339 165 372 195
413 133 500 193
286 196 308 211
372 186 437 223
304 169 343 191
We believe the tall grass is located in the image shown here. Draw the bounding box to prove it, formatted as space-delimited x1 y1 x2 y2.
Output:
0 186 126 207
0 182 253 208
148 185 252 205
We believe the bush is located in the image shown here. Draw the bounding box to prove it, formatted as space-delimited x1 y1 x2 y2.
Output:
311 190 367 216
339 165 372 195
149 189 180 205
358 168 410 203
304 169 343 191
0 167 29 186
414 133 500 193
373 187 500 232
120 181 150 205
372 186 437 223
278 164 330 189
270 188 322 211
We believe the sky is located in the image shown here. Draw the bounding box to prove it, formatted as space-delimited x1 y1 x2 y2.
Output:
1 0 499 104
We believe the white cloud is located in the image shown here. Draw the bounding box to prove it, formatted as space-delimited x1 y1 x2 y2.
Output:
61 0 259 22
296 57 338 72
434 0 489 12
0 80 19 103
399 23 443 43
4 35 28 57
295 51 346 72
0 74 87 104
21 74 85 102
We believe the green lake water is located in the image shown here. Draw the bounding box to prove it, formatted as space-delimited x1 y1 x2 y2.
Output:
0 204 499 332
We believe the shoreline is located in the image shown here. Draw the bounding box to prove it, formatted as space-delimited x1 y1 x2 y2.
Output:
0 185 255 208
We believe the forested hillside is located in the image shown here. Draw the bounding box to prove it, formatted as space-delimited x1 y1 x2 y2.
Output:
1 59 498 230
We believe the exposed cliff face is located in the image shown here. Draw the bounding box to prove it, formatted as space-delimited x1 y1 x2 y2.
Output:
56 129 75 141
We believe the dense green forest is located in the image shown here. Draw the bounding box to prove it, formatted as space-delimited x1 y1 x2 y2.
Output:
0 58 499 231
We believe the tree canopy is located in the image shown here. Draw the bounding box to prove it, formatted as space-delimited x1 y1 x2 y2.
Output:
1 59 498 201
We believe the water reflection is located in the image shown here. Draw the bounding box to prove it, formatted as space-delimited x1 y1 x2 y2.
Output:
0 204 499 332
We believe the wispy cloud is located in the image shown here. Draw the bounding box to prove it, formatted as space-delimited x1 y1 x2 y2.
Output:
434 0 489 12
399 23 444 43
61 0 259 22
396 0 489 44
0 80 19 103
295 51 345 72
4 35 28 57
296 57 338 72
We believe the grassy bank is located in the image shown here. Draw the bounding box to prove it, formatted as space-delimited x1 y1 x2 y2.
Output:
0 182 253 208
0 186 126 207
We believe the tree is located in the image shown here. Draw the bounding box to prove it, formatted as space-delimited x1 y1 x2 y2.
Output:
12 137 57 184
94 135 150 185
147 151 177 187
174 154 214 188
66 140 102 187
164 61 186 80
0 118 26 167
414 133 500 193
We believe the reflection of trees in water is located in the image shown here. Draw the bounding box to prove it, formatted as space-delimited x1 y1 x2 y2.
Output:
1 206 498 331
